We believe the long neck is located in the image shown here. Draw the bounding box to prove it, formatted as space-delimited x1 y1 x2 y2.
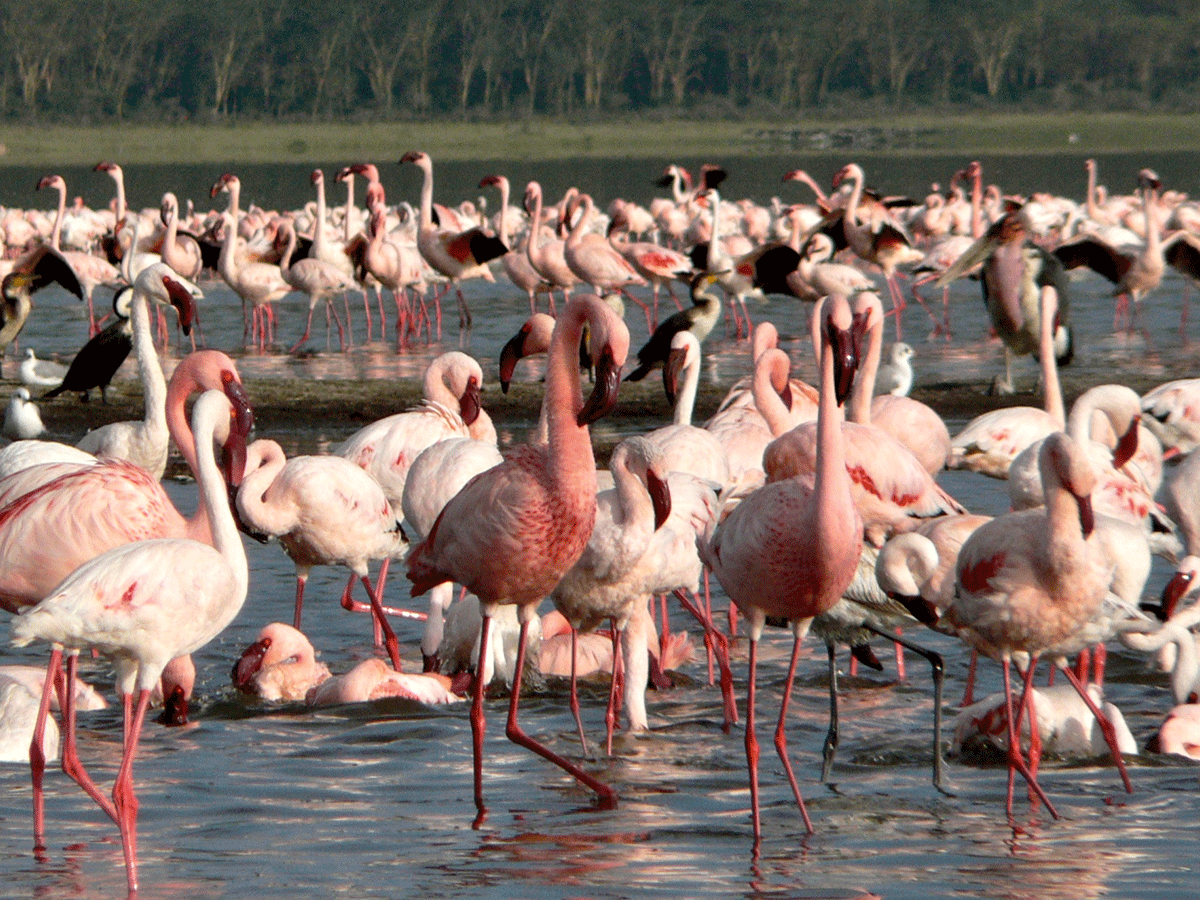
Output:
129 292 167 435
545 303 595 483
1038 288 1065 427
1086 164 1098 220
753 349 795 437
50 183 66 250
113 169 127 222
970 171 984 238
235 440 294 537
814 326 852 556
280 228 297 274
848 314 881 425
527 189 545 262
418 162 435 229
844 169 863 223
218 215 239 282
313 177 327 255
422 358 457 407
1144 186 1161 254
165 200 179 247
197 409 248 598
672 346 700 426
343 174 356 242
496 179 511 245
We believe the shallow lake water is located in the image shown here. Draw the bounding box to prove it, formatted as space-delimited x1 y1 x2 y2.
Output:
2 151 1200 898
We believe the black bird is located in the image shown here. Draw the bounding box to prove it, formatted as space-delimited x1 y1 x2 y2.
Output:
625 272 723 382
0 245 85 356
42 286 134 403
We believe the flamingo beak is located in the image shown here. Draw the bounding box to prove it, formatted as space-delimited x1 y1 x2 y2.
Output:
498 324 532 394
459 378 481 426
646 468 672 530
578 345 621 426
162 275 197 335
156 685 190 726
221 377 254 489
1077 493 1095 538
888 591 940 627
827 318 858 407
1112 416 1140 469
232 637 272 691
663 345 686 407
1161 571 1196 620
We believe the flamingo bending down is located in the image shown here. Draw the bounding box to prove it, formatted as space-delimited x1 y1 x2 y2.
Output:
13 387 253 896
235 439 413 671
701 293 863 842
406 294 629 825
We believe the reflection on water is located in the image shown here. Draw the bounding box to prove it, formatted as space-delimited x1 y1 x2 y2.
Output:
6 152 1200 898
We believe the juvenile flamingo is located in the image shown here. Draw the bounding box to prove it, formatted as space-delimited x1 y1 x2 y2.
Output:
406 294 629 825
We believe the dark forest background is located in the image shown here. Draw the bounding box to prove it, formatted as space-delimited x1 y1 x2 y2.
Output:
2 0 1195 123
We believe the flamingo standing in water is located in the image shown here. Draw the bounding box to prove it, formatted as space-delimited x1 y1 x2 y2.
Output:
700 293 863 842
406 294 629 825
524 181 581 308
563 193 649 328
13 387 252 896
276 218 356 353
479 174 550 315
400 150 508 334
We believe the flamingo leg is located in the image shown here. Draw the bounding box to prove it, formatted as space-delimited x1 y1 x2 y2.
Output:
1057 663 1133 794
113 688 152 896
504 615 617 807
29 647 61 852
745 636 762 846
290 304 317 353
569 625 589 755
1002 658 1059 821
961 649 979 706
471 609 492 827
456 287 473 330
62 653 119 824
774 629 815 834
605 622 622 756
361 571 403 671
673 589 737 729
293 574 307 630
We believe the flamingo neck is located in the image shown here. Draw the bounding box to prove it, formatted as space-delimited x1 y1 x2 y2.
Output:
235 439 293 537
814 324 853 563
50 182 66 251
753 349 794 437
1144 186 1161 254
417 161 435 231
1038 288 1066 428
545 302 595 484
970 171 984 238
342 174 356 242
848 311 882 425
129 291 168 444
313 177 328 256
672 344 700 426
496 179 511 245
195 400 248 598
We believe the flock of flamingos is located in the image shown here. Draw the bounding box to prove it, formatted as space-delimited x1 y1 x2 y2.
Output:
3 153 1200 896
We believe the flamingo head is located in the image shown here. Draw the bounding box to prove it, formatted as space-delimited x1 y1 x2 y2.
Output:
1042 432 1098 537
498 314 553 393
1112 415 1141 469
479 174 503 190
399 150 428 168
159 192 178 226
155 272 200 336
647 466 672 530
1160 558 1200 620
35 175 62 192
1139 169 1162 192
831 164 861 190
458 375 482 426
93 161 120 175
310 168 323 186
232 634 273 691
823 295 859 407
220 372 254 490
578 344 622 427
210 172 237 198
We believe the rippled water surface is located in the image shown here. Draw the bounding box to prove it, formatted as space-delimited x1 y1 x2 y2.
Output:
3 152 1200 898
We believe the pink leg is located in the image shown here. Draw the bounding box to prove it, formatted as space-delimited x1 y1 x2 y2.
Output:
290 305 317 353
659 593 670 660
360 571 403 671
1093 643 1107 686
505 616 617 807
471 611 492 827
894 628 907 681
1058 663 1132 794
62 654 118 823
961 649 978 706
113 689 152 896
773 631 814 834
1002 658 1058 820
673 589 737 728
29 648 61 852
605 624 622 756
293 575 307 630
745 637 762 845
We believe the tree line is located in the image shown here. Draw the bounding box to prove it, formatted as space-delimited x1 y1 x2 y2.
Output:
1 0 1196 122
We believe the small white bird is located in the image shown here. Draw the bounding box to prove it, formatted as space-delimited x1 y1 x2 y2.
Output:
3 388 45 440
875 341 914 396
18 348 67 389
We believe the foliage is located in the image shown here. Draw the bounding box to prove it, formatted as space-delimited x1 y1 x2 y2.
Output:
0 0 1197 122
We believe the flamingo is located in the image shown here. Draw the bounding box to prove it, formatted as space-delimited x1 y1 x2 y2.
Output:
73 263 201 477
36 174 120 337
232 622 333 702
158 192 204 282
945 431 1127 820
607 211 693 322
479 174 551 315
276 218 356 353
406 294 629 825
13 387 252 896
524 181 581 306
562 193 649 327
399 150 507 333
700 293 863 842
337 351 495 511
235 439 412 671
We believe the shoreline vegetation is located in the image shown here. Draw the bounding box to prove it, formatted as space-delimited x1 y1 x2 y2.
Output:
4 113 1200 166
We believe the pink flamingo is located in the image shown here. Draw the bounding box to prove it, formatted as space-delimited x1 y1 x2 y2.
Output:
524 181 581 306
945 431 1130 820
400 150 507 334
36 174 120 337
338 351 496 511
158 192 204 282
480 174 551 315
14 387 252 896
232 621 332 702
563 193 649 328
276 218 356 353
235 439 413 671
308 659 461 707
700 293 863 842
607 212 692 323
406 294 629 825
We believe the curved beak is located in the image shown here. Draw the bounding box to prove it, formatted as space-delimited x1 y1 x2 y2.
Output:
155 685 190 726
1161 570 1196 620
458 378 481 426
222 377 254 489
577 345 621 426
888 591 940 627
162 275 197 335
1076 493 1095 538
1112 416 1140 469
827 317 858 407
646 468 672 530
498 325 532 394
663 345 687 406
232 637 271 691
